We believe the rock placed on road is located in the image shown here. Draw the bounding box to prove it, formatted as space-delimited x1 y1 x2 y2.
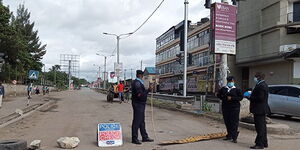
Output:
57 137 80 149
29 140 41 149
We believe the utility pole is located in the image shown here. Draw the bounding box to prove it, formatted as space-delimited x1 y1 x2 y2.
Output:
221 0 228 87
140 60 143 70
103 32 133 84
183 0 189 97
98 66 101 89
68 60 71 90
103 56 107 89
130 68 133 80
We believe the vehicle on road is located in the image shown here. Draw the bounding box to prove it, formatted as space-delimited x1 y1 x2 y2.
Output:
268 85 300 118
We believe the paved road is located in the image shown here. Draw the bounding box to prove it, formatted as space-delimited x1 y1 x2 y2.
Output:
0 89 300 150
271 115 300 133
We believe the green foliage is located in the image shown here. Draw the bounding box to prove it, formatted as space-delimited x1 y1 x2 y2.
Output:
0 3 46 82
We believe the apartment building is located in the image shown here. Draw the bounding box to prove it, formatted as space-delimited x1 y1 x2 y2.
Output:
236 0 300 88
155 19 223 94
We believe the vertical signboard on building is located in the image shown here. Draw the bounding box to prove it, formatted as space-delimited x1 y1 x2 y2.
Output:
211 3 237 55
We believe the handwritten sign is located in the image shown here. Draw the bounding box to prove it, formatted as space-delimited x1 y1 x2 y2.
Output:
98 123 123 147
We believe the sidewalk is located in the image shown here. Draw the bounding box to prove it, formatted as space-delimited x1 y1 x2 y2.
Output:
0 94 47 119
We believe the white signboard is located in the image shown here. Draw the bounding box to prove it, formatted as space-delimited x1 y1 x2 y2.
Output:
114 63 123 77
97 123 123 147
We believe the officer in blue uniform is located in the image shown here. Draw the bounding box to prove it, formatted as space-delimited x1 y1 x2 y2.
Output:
131 70 154 144
217 76 243 143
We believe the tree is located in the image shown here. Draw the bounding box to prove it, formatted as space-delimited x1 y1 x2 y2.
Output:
11 4 47 71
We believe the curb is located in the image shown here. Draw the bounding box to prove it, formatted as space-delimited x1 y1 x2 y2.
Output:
148 99 294 135
0 100 55 129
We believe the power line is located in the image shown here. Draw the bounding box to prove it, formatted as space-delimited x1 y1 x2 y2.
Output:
122 0 166 39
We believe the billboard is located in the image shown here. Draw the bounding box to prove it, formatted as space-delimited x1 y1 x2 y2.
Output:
211 3 237 55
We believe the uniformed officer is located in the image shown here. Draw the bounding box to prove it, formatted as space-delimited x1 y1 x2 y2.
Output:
131 70 154 144
217 76 243 143
249 72 269 149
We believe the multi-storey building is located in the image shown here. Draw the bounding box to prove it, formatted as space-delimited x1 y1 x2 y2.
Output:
155 19 222 94
236 0 300 88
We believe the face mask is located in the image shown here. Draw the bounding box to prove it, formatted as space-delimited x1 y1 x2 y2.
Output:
227 82 234 88
254 77 258 83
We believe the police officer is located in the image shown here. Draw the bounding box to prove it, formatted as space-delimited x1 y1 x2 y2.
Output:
131 70 154 144
217 76 243 143
250 72 269 149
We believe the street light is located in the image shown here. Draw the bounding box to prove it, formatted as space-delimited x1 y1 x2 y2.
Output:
96 52 114 89
102 32 133 83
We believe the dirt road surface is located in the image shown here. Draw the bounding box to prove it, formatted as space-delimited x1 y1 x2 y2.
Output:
1 88 299 150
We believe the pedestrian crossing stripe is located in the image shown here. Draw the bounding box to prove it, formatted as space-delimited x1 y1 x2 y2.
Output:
159 132 227 145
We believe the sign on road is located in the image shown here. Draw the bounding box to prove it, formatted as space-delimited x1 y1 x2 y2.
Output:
97 123 123 147
28 70 39 80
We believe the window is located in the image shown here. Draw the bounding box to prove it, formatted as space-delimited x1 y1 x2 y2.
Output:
294 2 300 22
287 87 300 97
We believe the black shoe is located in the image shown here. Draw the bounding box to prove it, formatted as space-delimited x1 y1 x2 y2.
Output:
142 138 154 142
132 140 142 145
264 144 268 148
250 145 264 149
232 139 237 143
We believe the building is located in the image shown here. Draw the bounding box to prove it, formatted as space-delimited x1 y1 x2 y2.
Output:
155 19 224 94
236 0 300 88
143 67 158 90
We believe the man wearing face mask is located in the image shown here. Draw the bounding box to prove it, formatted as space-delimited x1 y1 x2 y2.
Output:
249 72 269 149
217 76 243 143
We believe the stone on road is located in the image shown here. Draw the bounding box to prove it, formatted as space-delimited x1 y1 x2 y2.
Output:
30 139 41 149
57 137 80 149
0 88 299 150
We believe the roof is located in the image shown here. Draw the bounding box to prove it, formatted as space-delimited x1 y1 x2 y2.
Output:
144 67 156 75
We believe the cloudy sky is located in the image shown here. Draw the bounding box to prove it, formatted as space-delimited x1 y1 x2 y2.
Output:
3 0 220 82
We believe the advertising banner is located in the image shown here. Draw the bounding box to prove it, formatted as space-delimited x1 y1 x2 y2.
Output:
98 123 123 147
211 3 237 55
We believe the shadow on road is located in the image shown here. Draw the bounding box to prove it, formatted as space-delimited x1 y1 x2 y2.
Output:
270 115 300 123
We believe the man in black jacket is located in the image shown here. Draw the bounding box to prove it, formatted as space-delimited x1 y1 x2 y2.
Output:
249 72 269 149
131 70 154 144
217 76 243 143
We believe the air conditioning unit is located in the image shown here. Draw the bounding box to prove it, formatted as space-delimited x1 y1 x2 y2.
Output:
279 44 300 53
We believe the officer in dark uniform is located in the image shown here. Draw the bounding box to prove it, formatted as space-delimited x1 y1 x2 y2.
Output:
217 76 243 143
131 70 154 144
249 72 269 149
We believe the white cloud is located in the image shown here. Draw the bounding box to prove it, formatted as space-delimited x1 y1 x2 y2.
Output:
3 0 219 82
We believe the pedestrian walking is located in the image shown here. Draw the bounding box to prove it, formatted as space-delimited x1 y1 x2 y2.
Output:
0 82 5 109
249 72 269 149
131 70 154 145
117 81 125 103
27 83 33 105
217 76 243 143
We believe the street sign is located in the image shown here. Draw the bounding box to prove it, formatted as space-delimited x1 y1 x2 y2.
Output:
110 72 115 79
28 70 39 80
211 3 237 55
97 123 123 147
114 63 123 77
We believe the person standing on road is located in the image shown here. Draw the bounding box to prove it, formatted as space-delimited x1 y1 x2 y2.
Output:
117 81 125 103
0 82 5 109
249 72 269 149
27 83 33 103
217 76 243 143
131 70 154 145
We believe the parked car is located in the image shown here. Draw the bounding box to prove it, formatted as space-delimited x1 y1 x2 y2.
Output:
268 85 300 118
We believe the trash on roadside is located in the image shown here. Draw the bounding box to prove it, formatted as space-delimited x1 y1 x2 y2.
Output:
57 137 80 149
15 109 24 115
29 140 41 149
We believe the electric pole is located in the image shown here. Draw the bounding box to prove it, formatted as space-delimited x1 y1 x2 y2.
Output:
183 0 189 97
140 60 143 70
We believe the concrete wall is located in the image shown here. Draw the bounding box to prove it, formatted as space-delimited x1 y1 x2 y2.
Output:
2 84 55 97
249 61 293 87
2 84 27 96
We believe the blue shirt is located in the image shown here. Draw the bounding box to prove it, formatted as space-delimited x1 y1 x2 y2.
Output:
136 78 144 85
